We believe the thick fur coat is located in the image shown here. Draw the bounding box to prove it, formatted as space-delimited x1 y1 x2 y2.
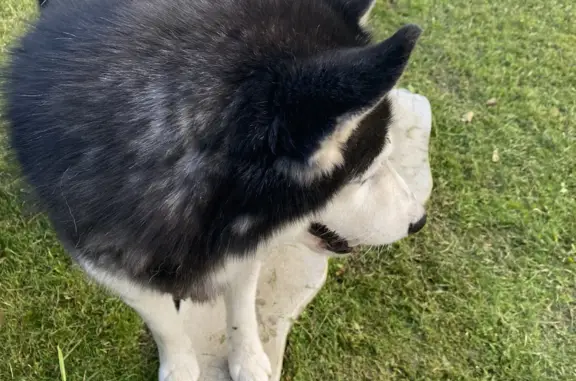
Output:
3 1 427 380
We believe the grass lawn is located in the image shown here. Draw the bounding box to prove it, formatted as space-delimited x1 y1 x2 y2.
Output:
1 0 575 380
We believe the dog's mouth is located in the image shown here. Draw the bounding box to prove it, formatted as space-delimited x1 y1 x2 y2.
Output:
308 223 352 254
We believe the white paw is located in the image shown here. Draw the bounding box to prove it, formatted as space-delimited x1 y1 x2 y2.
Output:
228 341 272 381
159 353 200 381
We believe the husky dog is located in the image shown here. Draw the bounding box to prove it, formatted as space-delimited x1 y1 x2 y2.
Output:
3 0 427 380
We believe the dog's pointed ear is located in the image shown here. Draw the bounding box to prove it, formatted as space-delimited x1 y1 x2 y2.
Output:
330 0 377 25
270 24 422 176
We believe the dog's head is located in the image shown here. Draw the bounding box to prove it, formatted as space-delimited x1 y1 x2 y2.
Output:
246 1 429 254
221 0 428 255
307 89 432 255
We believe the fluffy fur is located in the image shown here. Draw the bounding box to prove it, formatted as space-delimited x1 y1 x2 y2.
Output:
3 1 427 380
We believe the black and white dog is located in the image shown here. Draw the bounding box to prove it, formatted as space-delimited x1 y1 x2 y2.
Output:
4 0 427 380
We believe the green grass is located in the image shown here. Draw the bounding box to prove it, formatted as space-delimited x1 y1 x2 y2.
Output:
1 0 575 380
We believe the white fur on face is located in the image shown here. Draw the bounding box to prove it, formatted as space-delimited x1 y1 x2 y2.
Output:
316 158 425 246
313 89 431 246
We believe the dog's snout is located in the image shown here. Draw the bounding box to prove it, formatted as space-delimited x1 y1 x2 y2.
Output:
408 214 427 235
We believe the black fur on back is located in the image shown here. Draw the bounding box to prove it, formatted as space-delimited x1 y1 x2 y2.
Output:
3 0 420 300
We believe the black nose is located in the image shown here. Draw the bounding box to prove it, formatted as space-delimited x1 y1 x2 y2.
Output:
408 214 427 235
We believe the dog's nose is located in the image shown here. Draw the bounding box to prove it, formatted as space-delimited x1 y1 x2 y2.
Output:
408 214 427 235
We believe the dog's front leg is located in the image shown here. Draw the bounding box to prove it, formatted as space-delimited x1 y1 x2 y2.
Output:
83 265 200 381
132 295 200 381
122 293 200 381
225 259 272 381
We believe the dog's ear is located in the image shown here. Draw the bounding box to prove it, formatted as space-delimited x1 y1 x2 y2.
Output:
269 24 422 178
329 0 377 25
